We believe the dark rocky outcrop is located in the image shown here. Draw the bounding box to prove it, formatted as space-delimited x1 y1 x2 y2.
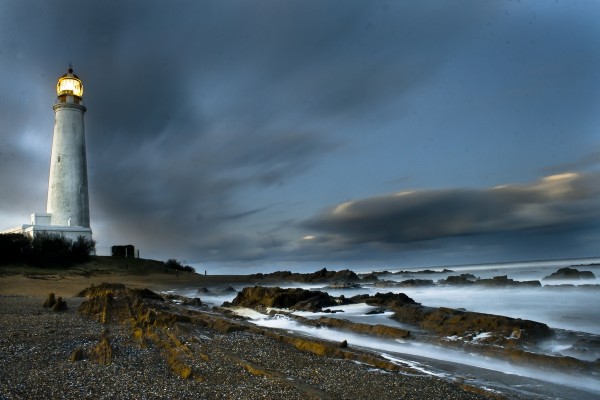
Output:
543 267 596 281
42 293 56 308
52 297 68 312
477 275 541 288
163 293 203 307
288 314 410 339
390 304 552 345
373 279 435 288
70 347 85 362
359 273 379 282
365 308 386 315
350 292 418 308
229 286 337 312
43 293 67 311
92 335 113 365
324 282 362 289
438 274 478 285
387 268 454 275
439 274 541 288
249 268 360 284
78 283 195 378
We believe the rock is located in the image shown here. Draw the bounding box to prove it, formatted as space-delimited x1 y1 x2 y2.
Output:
477 275 542 288
325 282 362 289
215 286 237 294
304 268 360 283
543 267 596 281
186 297 202 307
70 347 85 362
390 304 551 344
438 274 478 285
292 315 410 339
340 340 348 348
92 335 113 365
392 268 454 275
52 297 67 312
292 294 338 312
42 293 56 308
437 274 541 288
365 308 386 315
351 292 418 308
230 286 337 311
129 288 165 301
397 279 435 287
360 273 379 282
163 294 202 307
247 268 360 284
371 279 434 288
197 287 211 294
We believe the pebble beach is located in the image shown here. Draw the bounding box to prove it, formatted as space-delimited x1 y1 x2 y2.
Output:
0 292 506 400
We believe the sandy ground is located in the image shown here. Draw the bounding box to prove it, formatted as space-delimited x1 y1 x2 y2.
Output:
0 272 254 297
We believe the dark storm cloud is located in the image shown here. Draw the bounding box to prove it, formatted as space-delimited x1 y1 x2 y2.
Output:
1 1 598 265
304 173 600 246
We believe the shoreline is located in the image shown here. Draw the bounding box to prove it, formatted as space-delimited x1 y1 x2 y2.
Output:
0 291 500 400
1 266 599 399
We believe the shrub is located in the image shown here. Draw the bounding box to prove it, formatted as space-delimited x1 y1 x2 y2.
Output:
0 233 95 267
71 236 96 263
0 233 32 265
164 258 195 273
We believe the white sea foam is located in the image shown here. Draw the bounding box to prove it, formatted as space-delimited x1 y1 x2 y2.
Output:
247 313 600 394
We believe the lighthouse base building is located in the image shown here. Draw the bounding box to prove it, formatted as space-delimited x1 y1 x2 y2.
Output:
1 66 93 245
1 214 93 243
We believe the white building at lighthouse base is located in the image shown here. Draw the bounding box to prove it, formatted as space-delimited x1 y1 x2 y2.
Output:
1 213 93 243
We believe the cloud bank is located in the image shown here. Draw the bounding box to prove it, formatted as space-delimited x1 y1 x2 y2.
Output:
303 173 600 251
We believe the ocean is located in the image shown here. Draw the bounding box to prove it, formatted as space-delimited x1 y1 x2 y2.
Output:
171 257 600 399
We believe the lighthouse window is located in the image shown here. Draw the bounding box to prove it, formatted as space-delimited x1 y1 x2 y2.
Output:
57 155 61 163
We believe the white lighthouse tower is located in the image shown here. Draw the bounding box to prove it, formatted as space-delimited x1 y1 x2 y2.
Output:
47 66 91 229
1 65 93 242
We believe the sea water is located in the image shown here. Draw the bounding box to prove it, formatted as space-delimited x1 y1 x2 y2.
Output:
172 257 600 398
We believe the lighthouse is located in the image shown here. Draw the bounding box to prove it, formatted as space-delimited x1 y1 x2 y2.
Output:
47 66 90 228
1 66 93 242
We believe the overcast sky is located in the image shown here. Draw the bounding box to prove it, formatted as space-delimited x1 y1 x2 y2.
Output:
1 1 599 272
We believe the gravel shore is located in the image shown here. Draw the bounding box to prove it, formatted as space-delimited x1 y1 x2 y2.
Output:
0 294 504 400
